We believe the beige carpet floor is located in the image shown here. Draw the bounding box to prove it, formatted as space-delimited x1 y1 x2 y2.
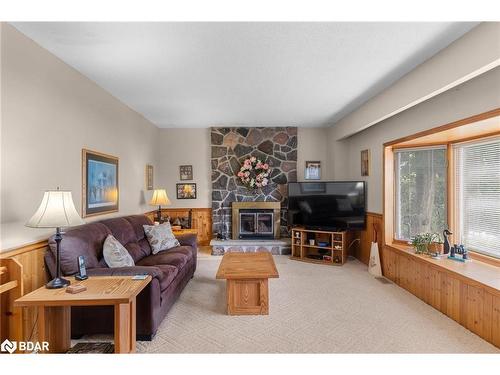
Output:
83 254 499 353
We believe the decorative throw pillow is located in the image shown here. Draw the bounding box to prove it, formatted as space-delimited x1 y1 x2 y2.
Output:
143 221 180 254
103 234 135 268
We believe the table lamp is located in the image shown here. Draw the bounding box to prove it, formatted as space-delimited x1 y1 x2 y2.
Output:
26 188 85 289
149 189 171 223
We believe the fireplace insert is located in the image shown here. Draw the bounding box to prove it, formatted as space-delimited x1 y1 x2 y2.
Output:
238 209 274 239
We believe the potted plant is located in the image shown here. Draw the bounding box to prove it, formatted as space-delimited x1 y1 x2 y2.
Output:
410 232 441 255
410 234 428 255
428 234 444 255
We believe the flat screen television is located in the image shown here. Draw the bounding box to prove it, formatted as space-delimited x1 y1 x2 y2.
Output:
288 181 366 231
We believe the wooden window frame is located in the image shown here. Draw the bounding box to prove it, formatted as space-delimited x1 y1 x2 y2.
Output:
383 108 500 267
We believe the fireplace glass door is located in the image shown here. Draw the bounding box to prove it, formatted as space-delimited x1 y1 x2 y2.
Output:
238 209 274 239
239 213 256 235
257 213 273 235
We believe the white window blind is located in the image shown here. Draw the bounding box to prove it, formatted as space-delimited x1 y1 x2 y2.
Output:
394 146 447 241
454 137 500 259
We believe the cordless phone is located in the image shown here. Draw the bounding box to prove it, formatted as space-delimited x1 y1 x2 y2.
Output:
75 255 88 281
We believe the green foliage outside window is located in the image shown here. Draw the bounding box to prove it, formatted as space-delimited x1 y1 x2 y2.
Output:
395 148 447 241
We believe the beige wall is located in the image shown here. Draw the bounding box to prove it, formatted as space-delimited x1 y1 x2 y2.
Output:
3 20 497 228
0 19 332 223
328 67 500 214
331 22 500 140
157 128 212 208
297 127 330 181
155 127 330 208
0 23 160 224
0 24 3 224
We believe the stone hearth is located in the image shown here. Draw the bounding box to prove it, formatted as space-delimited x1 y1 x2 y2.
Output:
211 127 298 239
210 238 292 256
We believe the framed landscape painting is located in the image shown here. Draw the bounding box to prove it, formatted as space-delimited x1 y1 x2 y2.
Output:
82 149 119 217
176 183 197 199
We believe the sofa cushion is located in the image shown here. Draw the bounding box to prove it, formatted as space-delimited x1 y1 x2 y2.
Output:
167 246 194 262
155 264 179 291
100 217 137 246
124 215 153 242
124 242 148 264
143 222 180 254
137 246 192 269
101 216 153 262
49 222 111 275
124 215 154 260
103 235 135 268
138 238 153 260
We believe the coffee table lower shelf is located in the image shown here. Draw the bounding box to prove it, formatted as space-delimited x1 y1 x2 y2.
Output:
226 278 270 315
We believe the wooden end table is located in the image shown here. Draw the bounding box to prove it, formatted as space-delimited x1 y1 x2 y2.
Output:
216 252 279 315
14 275 151 353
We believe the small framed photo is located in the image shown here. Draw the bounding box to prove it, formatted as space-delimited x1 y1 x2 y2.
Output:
145 164 154 190
361 149 370 176
305 161 321 180
176 183 197 199
179 165 193 180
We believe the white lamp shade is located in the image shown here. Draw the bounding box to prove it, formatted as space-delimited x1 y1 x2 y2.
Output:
26 190 85 228
149 189 171 206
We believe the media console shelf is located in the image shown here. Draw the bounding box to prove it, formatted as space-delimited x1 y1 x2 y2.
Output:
291 228 347 266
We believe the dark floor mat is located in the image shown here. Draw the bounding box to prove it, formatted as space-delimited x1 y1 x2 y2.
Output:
66 342 114 354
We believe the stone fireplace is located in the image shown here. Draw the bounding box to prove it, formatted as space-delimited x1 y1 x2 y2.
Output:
211 127 298 240
232 202 281 240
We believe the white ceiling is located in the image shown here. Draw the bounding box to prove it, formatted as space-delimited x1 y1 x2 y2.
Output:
12 22 478 128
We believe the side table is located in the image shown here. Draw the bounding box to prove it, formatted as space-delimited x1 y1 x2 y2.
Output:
14 275 151 353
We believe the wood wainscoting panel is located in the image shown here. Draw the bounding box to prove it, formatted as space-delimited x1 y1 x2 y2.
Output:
493 296 500 346
145 208 212 246
355 212 384 265
0 240 48 344
382 244 500 348
0 258 23 347
440 272 461 323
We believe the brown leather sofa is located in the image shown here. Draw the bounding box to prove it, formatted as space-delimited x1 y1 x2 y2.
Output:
45 214 197 340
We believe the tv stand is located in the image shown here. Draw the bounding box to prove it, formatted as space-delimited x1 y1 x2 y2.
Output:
291 227 348 266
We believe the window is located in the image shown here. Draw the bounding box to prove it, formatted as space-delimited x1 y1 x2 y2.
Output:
454 137 500 259
394 147 447 241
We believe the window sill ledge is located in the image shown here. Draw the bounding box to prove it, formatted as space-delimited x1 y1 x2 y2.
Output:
385 243 500 295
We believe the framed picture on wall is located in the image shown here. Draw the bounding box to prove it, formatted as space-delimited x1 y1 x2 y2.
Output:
179 165 193 180
176 183 197 199
146 164 154 190
305 161 321 180
361 149 370 176
82 149 119 217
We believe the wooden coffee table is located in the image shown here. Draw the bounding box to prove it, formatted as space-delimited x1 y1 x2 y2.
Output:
216 252 279 315
14 275 151 353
